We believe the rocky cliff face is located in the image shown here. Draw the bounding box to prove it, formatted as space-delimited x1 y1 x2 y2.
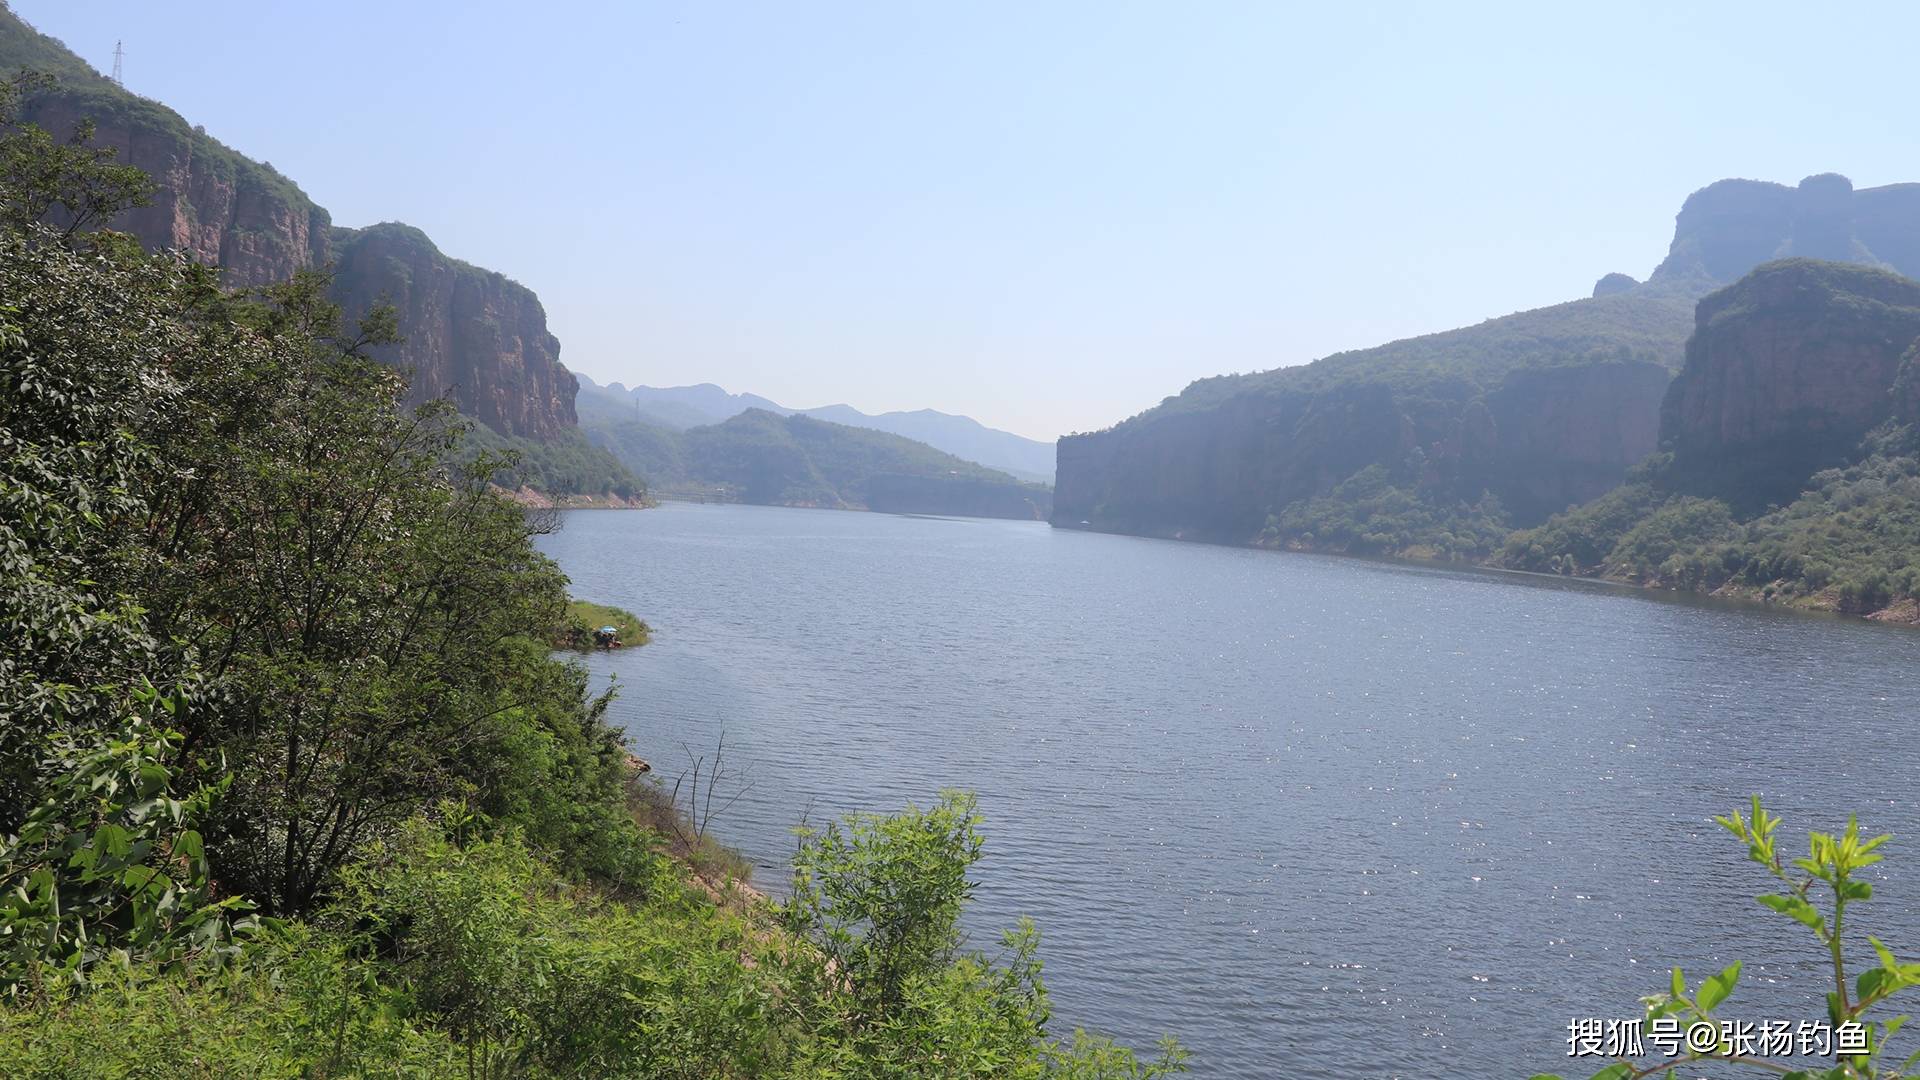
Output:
1054 357 1672 539
23 93 330 287
1659 259 1920 510
1479 359 1672 521
331 224 578 440
0 9 577 440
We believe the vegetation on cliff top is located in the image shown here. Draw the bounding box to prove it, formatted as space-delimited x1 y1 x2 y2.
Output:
1102 286 1697 433
2 7 585 446
0 78 1179 1076
0 7 322 225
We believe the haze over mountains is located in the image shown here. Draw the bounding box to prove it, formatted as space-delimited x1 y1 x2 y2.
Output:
579 377 1055 483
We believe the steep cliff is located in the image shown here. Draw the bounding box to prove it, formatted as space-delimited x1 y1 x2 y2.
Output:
332 224 578 441
1055 171 1920 551
1658 259 1920 510
1054 289 1695 543
0 7 576 441
6 54 330 287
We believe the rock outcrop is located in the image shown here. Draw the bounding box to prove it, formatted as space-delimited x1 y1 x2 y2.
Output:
1480 359 1672 521
1053 355 1674 539
1659 259 1920 510
1592 272 1639 297
1650 173 1920 288
332 224 578 441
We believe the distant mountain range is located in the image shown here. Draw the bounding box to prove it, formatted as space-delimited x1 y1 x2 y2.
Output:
576 377 1055 483
574 402 1052 520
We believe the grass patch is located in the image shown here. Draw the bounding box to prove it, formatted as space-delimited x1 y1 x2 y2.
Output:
554 598 651 652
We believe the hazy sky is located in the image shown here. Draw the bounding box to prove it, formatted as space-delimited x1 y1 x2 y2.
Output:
19 2 1920 440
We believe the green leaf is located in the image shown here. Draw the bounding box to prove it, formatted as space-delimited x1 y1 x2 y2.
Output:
95 823 132 858
1697 960 1741 1012
1873 936 1900 971
1758 893 1827 934
1858 967 1897 1003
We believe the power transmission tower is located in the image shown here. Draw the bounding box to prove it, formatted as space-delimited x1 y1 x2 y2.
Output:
111 40 124 85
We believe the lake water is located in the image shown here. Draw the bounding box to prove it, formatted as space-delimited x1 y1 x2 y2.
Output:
537 502 1920 1078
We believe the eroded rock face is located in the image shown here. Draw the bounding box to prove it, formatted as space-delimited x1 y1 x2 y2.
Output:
1659 259 1920 510
1481 360 1671 520
331 224 579 441
1054 172 1920 546
24 96 329 287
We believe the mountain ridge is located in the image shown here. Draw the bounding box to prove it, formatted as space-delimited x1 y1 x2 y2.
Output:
579 406 1052 520
578 375 1056 483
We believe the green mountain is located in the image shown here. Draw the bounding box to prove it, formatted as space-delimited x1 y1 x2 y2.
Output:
1054 173 1920 553
582 407 1053 520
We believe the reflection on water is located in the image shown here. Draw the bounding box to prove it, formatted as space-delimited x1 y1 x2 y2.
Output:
539 502 1920 1078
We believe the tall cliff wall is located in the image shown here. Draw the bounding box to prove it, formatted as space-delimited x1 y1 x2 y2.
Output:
20 88 330 288
1658 259 1920 511
1053 283 1697 540
332 224 578 441
0 8 577 441
1054 357 1672 539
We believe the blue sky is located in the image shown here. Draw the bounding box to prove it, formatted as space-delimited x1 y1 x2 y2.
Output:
19 2 1920 440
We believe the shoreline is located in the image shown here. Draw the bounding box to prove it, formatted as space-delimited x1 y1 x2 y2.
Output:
1053 519 1920 629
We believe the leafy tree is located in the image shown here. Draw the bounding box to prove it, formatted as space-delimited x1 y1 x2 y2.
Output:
0 217 238 990
782 791 986 1020
0 701 252 995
